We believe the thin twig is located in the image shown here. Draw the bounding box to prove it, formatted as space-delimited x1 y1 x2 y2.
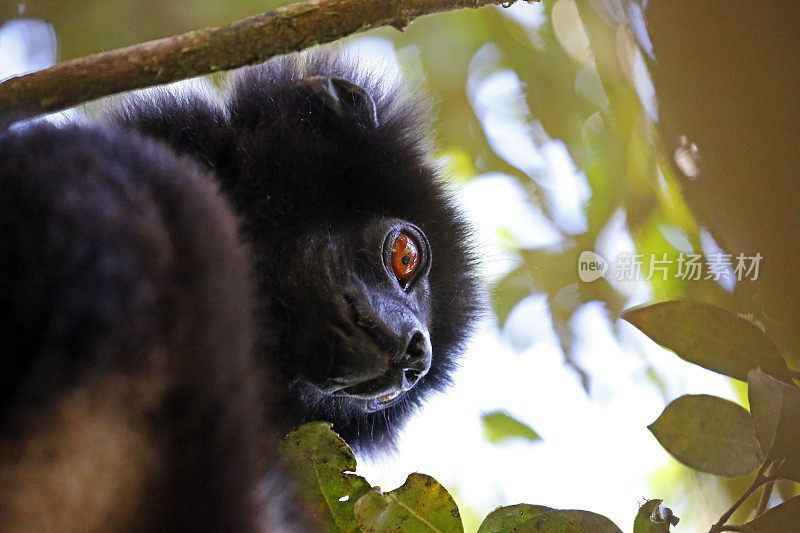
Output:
754 479 775 517
0 0 533 115
708 462 776 533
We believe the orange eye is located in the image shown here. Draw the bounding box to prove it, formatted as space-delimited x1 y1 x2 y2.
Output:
391 233 420 281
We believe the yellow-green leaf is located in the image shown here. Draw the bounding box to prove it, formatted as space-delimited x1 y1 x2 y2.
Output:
280 422 373 533
354 473 463 533
481 411 542 444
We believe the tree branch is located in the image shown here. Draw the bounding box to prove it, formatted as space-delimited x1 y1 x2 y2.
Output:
708 461 777 533
0 0 531 115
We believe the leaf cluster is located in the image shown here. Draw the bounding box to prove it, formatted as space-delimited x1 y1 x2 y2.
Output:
623 299 800 532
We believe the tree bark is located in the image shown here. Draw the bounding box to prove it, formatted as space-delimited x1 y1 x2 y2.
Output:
0 0 531 115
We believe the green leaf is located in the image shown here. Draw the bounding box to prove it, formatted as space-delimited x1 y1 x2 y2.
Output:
648 394 762 477
509 509 623 532
477 504 554 532
481 411 542 444
353 473 463 533
747 369 800 482
621 300 792 383
280 422 373 533
740 495 800 532
633 499 676 533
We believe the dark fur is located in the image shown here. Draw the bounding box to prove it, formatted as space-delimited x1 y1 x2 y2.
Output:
0 123 272 530
0 52 481 530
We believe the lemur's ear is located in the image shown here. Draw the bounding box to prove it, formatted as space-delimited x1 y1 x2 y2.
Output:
298 76 379 128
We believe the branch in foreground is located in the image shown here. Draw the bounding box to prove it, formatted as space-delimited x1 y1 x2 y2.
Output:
0 0 532 115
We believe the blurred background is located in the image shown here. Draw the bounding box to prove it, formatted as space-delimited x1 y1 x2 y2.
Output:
1 1 798 530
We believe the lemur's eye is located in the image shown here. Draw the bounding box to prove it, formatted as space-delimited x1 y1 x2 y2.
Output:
391 233 420 282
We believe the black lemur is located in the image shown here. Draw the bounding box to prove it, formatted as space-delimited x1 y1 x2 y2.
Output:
0 52 482 530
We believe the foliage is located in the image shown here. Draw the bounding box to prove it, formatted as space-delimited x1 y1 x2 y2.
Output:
477 504 555 532
281 422 373 533
621 301 792 383
739 496 800 532
632 500 676 533
646 394 762 478
354 474 464 533
478 505 622 532
481 410 541 444
623 299 800 532
747 371 800 483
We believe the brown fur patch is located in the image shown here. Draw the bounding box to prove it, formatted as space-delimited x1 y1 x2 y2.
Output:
0 361 169 532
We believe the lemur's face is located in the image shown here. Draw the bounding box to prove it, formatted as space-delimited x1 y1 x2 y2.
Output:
215 58 483 450
268 215 434 414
